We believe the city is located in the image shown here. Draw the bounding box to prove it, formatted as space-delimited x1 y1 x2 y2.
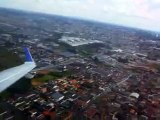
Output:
0 7 160 120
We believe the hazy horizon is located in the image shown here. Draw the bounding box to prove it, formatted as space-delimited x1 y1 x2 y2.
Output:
0 0 160 32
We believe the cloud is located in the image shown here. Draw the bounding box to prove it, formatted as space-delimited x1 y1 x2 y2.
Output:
0 0 160 31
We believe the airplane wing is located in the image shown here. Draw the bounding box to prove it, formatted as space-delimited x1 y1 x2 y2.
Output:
0 47 36 92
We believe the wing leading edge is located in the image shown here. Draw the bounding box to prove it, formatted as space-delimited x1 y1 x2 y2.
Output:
0 48 36 92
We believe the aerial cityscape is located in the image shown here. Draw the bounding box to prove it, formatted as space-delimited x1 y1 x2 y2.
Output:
0 6 160 120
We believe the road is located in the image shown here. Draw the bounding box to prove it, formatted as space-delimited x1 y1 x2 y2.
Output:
116 74 132 86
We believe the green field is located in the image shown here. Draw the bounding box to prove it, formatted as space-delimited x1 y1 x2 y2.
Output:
32 71 72 85
0 47 22 71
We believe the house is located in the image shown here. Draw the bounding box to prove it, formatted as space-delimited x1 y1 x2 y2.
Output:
52 92 64 102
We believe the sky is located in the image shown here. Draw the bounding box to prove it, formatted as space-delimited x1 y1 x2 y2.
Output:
0 0 160 32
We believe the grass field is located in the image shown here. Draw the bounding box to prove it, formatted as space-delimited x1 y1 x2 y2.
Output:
32 71 72 86
0 47 22 71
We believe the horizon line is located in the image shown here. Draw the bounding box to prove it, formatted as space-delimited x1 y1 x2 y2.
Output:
0 6 159 33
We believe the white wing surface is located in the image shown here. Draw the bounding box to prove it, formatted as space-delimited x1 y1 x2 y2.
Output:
0 48 36 92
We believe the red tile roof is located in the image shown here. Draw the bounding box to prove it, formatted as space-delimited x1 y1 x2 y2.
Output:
84 107 98 119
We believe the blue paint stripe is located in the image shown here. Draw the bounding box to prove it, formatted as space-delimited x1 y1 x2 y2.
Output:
24 47 33 62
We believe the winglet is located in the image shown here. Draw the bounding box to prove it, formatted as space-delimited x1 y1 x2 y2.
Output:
24 47 34 62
